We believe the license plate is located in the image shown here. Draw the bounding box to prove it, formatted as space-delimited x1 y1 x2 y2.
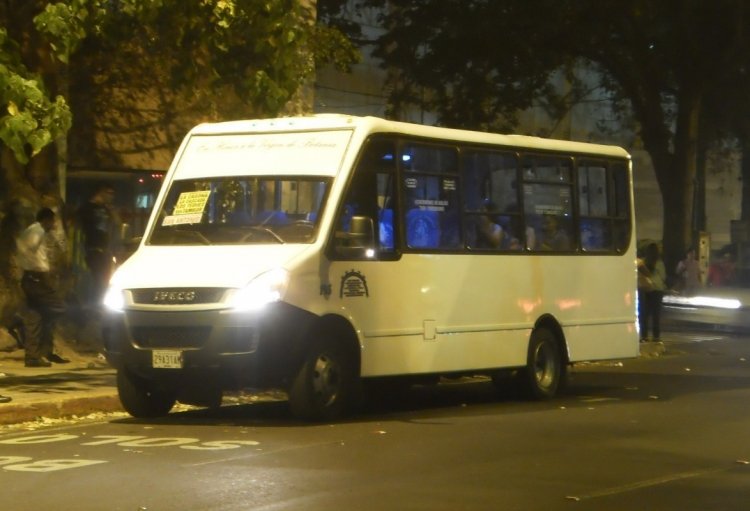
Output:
152 350 183 369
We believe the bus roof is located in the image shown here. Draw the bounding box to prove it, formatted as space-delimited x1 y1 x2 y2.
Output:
189 114 631 160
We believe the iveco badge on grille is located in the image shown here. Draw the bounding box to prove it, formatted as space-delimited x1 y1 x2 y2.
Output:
153 290 197 304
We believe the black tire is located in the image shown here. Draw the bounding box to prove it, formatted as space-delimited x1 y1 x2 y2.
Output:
288 337 355 421
519 327 564 400
117 369 177 418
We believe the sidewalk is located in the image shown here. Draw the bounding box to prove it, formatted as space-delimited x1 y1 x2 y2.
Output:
0 336 121 426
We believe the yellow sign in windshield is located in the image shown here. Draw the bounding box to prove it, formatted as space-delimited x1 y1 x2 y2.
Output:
173 190 210 215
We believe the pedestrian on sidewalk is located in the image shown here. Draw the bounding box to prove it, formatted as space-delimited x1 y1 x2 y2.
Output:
15 207 70 367
638 242 667 343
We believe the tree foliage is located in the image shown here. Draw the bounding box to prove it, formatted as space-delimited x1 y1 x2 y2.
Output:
0 0 358 324
1 0 359 172
366 0 750 272
0 26 71 164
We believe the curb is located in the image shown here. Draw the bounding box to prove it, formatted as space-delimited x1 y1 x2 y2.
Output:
0 394 122 425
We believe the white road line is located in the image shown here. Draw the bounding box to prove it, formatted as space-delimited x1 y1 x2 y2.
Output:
569 466 727 501
185 440 344 467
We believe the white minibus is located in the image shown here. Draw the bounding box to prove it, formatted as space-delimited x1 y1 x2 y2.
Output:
102 115 639 420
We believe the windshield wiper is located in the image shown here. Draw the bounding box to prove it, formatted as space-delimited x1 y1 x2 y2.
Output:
240 226 285 244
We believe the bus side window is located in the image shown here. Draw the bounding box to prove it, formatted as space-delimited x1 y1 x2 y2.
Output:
401 143 461 250
578 161 624 252
332 137 397 258
462 150 521 251
521 155 574 252
403 175 459 250
612 163 632 251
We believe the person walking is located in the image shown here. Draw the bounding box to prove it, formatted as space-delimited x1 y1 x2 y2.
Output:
637 242 667 342
16 207 69 367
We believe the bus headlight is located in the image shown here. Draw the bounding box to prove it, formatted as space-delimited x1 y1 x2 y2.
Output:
103 285 125 312
228 268 289 311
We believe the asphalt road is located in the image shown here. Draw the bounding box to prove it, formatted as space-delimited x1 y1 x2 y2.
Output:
2 330 750 511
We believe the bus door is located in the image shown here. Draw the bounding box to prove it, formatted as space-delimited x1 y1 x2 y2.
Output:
327 137 413 373
327 137 462 376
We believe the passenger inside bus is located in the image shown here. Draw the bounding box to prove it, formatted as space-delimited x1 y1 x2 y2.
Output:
475 201 503 248
537 214 572 251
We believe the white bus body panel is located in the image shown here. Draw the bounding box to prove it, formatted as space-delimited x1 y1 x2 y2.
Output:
324 252 637 378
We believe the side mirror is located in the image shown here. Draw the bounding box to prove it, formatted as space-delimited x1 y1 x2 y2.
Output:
334 215 375 258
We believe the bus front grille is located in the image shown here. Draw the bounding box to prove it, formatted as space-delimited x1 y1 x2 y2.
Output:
131 326 211 349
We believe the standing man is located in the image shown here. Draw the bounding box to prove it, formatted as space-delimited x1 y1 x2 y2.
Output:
16 207 69 367
78 183 117 307
637 242 668 342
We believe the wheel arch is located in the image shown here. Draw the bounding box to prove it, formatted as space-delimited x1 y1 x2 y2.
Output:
533 313 570 365
287 313 362 420
307 313 362 376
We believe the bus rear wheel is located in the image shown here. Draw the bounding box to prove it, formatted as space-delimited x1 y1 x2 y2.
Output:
117 369 177 418
288 337 355 421
520 327 564 400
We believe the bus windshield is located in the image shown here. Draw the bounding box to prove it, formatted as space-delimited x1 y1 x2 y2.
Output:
148 176 329 245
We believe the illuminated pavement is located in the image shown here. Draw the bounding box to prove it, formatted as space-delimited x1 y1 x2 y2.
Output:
1 330 749 510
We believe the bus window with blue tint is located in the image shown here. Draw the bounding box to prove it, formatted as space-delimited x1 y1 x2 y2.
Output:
333 137 398 258
400 143 461 250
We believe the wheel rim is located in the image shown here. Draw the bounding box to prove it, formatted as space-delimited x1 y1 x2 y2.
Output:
311 353 341 407
533 340 557 391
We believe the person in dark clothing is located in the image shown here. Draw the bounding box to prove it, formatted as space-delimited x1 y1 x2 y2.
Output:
16 207 69 367
637 242 667 342
78 184 117 307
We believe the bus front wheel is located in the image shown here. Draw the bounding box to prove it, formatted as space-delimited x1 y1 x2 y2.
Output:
117 369 177 418
520 327 564 400
288 337 355 421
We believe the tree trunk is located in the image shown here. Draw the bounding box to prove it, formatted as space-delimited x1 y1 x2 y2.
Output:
694 137 708 236
656 89 701 281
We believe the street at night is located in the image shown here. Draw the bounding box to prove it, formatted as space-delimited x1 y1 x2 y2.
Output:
2 331 750 511
5 3 750 510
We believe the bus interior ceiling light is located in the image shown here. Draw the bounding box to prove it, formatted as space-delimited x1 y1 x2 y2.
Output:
228 268 290 312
